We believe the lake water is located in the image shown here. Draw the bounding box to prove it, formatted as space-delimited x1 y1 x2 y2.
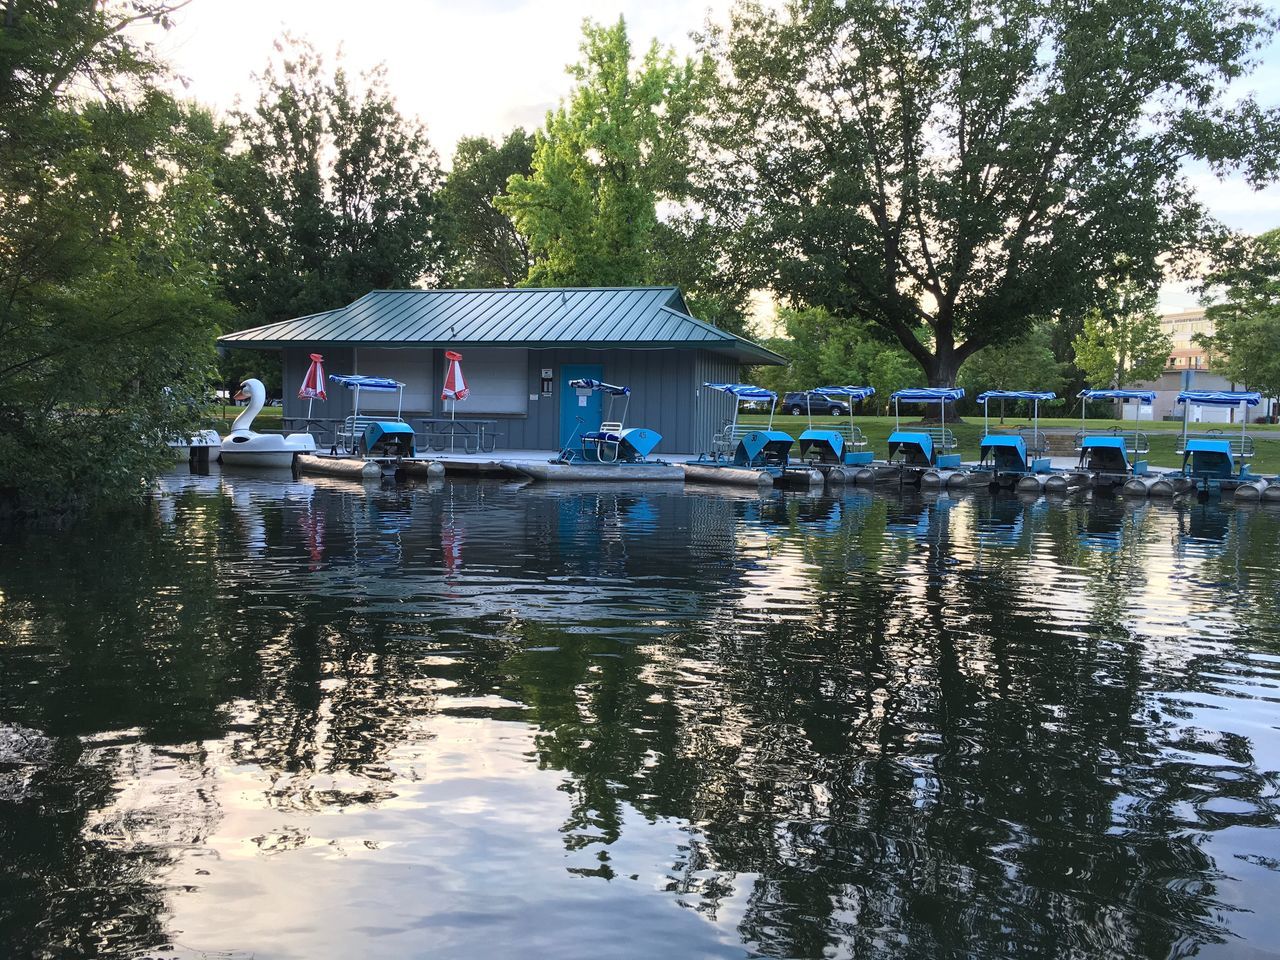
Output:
2 469 1280 959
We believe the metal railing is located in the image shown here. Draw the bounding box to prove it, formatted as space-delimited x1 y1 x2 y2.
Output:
1177 429 1255 458
1074 426 1149 456
1017 426 1048 458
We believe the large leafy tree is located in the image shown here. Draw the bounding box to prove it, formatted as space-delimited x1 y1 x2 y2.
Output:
695 0 1280 389
0 1 227 517
499 18 702 287
441 129 535 288
497 19 747 313
217 38 446 385
1072 286 1172 390
1197 228 1280 401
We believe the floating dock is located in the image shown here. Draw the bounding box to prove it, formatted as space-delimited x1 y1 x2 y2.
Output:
503 460 686 482
297 453 446 481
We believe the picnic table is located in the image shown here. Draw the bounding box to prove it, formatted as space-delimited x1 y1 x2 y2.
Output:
283 417 338 445
415 417 500 454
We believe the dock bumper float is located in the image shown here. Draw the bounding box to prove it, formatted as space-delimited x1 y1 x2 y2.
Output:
1235 478 1269 501
682 462 775 487
297 454 382 480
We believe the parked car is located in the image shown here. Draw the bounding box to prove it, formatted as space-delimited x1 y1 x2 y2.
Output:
783 391 850 416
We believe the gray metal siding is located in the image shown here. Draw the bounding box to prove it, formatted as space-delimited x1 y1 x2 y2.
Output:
281 345 742 454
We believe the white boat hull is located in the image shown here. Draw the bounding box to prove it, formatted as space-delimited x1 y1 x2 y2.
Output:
220 448 302 468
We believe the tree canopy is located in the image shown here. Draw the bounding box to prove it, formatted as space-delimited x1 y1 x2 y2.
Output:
441 130 535 288
0 0 227 518
216 38 446 332
1072 286 1173 390
694 0 1280 387
1198 228 1280 400
497 17 702 288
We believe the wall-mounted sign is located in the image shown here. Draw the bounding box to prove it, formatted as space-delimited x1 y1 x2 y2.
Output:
541 368 553 379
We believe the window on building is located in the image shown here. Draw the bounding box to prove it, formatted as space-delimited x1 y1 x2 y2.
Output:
449 348 530 415
354 348 434 413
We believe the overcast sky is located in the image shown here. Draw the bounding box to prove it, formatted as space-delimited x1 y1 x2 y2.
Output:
146 0 1280 312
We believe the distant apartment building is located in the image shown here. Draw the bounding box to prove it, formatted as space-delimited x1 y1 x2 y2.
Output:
1125 308 1275 423
1162 308 1215 373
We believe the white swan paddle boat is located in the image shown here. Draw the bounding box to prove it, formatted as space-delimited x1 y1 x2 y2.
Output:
220 378 317 468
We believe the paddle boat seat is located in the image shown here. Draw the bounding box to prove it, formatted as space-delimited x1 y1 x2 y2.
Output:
798 423 872 466
979 434 1051 475
887 426 960 469
580 421 663 463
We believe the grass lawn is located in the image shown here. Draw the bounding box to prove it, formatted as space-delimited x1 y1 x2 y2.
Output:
740 413 1280 474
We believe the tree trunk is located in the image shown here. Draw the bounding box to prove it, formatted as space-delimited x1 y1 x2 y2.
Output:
922 349 963 423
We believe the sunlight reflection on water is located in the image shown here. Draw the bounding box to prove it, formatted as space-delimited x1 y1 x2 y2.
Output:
1 469 1280 958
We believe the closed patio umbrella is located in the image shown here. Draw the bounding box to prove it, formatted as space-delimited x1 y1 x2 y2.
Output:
441 351 469 451
299 353 327 419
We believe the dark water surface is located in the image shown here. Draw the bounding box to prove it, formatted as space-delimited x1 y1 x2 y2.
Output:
3 470 1280 959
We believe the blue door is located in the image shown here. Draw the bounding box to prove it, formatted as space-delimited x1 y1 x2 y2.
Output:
560 364 603 449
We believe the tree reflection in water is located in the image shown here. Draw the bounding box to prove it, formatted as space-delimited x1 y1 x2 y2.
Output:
0 473 1278 958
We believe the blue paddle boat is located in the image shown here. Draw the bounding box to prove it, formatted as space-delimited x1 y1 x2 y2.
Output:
1075 389 1155 490
796 386 876 480
877 387 983 487
563 379 662 464
684 383 807 487
1172 390 1267 500
510 379 682 481
975 390 1057 490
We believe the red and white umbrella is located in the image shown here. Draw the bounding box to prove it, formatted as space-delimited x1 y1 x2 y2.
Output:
299 353 327 418
441 350 469 403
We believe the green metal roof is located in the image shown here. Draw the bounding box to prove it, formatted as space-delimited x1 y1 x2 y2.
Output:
218 286 785 364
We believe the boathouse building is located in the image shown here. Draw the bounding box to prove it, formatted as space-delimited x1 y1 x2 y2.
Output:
217 286 786 453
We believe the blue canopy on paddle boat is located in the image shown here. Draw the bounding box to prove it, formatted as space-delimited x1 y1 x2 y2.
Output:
1078 389 1155 402
799 386 876 466
569 378 630 396
891 387 966 404
704 382 776 401
977 390 1057 403
976 391 1056 477
813 385 876 402
887 388 964 469
1176 390 1261 406
329 374 404 391
329 373 407 422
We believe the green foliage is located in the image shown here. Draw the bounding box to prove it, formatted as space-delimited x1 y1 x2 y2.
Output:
750 307 922 411
0 2 227 518
441 129 535 288
958 324 1066 398
499 17 702 288
1198 228 1280 399
695 0 1280 387
215 36 447 383
1072 287 1172 389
